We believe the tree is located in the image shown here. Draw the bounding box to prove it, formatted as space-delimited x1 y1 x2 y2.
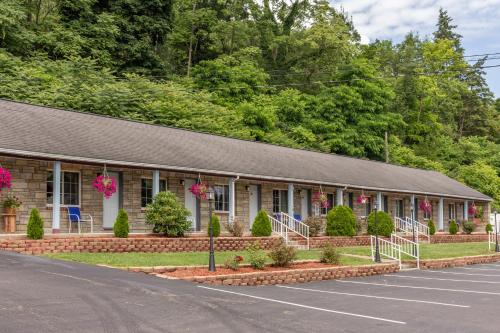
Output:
113 209 129 238
27 208 44 240
208 214 220 237
367 211 393 237
251 210 272 236
326 206 356 236
433 8 463 53
145 191 192 237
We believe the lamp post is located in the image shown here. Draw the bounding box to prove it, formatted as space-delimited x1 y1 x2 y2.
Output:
374 202 381 263
495 209 499 253
207 187 216 272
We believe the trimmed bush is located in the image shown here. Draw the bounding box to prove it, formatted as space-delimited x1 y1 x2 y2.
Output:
320 243 341 265
208 214 220 237
145 191 192 237
27 208 44 240
224 255 244 271
251 210 272 236
486 223 494 233
268 239 297 267
367 211 393 237
247 242 267 269
463 221 475 234
304 216 324 237
326 206 356 237
224 218 244 237
449 220 458 235
113 209 129 238
427 219 436 235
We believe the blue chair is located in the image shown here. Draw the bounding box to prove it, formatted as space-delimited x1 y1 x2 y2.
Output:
67 207 94 234
293 214 302 222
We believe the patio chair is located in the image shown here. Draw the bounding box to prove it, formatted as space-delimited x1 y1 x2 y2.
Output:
293 214 302 221
67 207 94 234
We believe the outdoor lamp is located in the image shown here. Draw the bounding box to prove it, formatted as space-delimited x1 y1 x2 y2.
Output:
207 187 216 271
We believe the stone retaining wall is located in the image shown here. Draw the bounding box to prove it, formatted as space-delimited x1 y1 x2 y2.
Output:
413 253 500 269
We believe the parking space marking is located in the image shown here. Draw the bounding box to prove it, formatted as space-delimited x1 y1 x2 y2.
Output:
275 285 469 308
197 286 406 325
383 274 500 284
425 270 500 277
458 267 500 271
337 280 500 295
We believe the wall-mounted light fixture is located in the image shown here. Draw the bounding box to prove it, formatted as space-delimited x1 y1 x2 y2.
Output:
180 179 185 186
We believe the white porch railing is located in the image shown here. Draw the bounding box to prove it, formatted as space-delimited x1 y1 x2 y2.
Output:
406 217 430 243
270 212 310 250
269 214 290 244
394 217 410 233
488 232 500 251
394 217 430 243
370 236 401 269
391 233 420 268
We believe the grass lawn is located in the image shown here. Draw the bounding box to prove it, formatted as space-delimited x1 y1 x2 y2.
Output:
44 250 372 268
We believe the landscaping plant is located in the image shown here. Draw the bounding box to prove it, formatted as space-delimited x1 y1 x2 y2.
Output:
224 255 244 271
268 239 297 267
320 243 341 265
224 218 245 237
113 209 129 238
303 216 324 237
251 210 272 237
449 220 458 235
463 221 475 235
2 194 22 209
246 242 267 269
27 208 44 240
145 191 191 237
326 205 356 237
428 219 436 235
208 214 220 237
367 211 393 237
486 223 493 233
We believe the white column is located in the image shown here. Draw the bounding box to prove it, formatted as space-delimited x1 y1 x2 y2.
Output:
464 200 469 220
228 178 236 223
52 161 61 233
410 194 416 220
438 198 444 231
288 183 294 217
376 192 383 211
152 170 160 197
336 188 343 206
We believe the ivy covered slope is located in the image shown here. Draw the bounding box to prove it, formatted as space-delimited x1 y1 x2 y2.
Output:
0 1 498 206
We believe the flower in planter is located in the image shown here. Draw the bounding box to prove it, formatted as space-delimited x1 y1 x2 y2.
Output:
189 182 208 200
468 203 477 216
0 167 12 191
419 199 432 215
356 194 368 204
92 174 117 199
3 194 21 209
312 191 329 208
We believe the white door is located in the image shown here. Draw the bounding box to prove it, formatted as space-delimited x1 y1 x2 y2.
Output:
249 185 258 228
301 191 309 220
184 179 197 230
103 172 120 229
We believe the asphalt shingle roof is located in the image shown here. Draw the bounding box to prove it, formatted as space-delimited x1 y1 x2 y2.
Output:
0 99 491 201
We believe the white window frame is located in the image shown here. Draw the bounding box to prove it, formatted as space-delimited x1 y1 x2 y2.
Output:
320 193 335 216
273 189 288 214
449 203 456 220
395 199 404 218
141 178 167 208
213 184 229 212
46 170 82 207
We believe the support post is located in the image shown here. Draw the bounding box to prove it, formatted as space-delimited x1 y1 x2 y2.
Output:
52 161 61 233
376 192 383 211
464 200 469 221
438 198 444 231
410 194 416 220
228 178 236 223
288 183 294 217
336 188 343 206
152 170 160 197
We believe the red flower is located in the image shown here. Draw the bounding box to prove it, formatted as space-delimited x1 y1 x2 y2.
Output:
234 255 244 262
419 200 432 215
0 167 12 191
312 191 330 208
356 194 368 204
189 182 208 200
93 175 117 199
468 203 477 216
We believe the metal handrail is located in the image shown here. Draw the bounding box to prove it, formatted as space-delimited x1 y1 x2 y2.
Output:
371 236 401 269
277 212 310 250
391 234 420 268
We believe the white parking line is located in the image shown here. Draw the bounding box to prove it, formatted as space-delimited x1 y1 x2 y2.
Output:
336 280 500 295
458 267 500 272
425 270 500 277
383 274 500 284
197 286 406 325
275 285 469 308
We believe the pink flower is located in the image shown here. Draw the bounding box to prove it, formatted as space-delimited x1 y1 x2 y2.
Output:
0 167 12 191
419 200 432 215
468 203 477 216
92 175 117 199
356 194 368 204
189 182 208 200
312 191 330 208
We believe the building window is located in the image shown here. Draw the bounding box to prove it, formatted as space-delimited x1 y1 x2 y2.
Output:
365 197 372 216
423 202 432 219
214 185 229 212
141 178 167 208
321 193 334 215
47 171 80 206
348 192 354 209
273 189 288 213
449 203 456 220
395 199 404 218
383 195 389 213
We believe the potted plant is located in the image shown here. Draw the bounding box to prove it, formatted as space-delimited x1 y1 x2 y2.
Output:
3 194 21 233
0 166 12 191
312 191 329 209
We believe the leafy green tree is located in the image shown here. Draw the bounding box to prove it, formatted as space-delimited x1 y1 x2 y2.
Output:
326 206 356 236
113 209 129 238
208 214 220 237
251 210 272 236
367 211 393 237
27 208 44 240
145 191 192 237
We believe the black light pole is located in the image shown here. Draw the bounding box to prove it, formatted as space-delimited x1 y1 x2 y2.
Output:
374 202 381 263
207 188 216 272
495 209 499 253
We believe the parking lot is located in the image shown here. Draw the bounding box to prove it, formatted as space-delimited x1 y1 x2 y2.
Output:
1 251 500 332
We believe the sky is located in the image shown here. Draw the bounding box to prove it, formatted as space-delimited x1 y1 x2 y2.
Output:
331 0 500 98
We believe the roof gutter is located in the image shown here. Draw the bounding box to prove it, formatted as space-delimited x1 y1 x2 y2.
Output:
0 148 492 202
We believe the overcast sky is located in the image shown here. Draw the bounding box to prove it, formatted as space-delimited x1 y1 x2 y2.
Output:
332 0 500 98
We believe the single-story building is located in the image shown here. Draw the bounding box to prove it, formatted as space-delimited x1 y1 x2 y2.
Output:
0 99 492 235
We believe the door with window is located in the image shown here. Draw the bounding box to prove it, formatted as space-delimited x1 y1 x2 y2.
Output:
395 199 404 219
249 185 259 228
184 179 198 230
103 172 120 229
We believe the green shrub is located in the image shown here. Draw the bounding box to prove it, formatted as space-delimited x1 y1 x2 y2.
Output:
27 208 44 240
427 219 436 235
320 243 341 265
113 209 129 238
486 223 494 233
463 221 475 234
449 220 458 235
224 255 244 271
145 191 192 237
251 210 272 236
304 216 324 237
247 242 267 269
326 206 356 237
208 214 220 237
268 239 297 267
224 218 245 237
367 211 393 237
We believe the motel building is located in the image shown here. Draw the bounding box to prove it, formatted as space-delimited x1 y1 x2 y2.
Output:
0 99 492 237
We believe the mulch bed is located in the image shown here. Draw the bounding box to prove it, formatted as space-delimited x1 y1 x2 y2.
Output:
163 262 335 278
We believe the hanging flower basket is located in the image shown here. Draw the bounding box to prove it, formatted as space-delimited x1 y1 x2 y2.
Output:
93 174 117 199
468 203 477 216
0 166 12 191
312 191 329 208
356 194 368 204
419 199 432 215
189 182 208 200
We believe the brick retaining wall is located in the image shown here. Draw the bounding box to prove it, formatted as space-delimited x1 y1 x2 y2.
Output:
0 233 490 255
412 253 500 269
